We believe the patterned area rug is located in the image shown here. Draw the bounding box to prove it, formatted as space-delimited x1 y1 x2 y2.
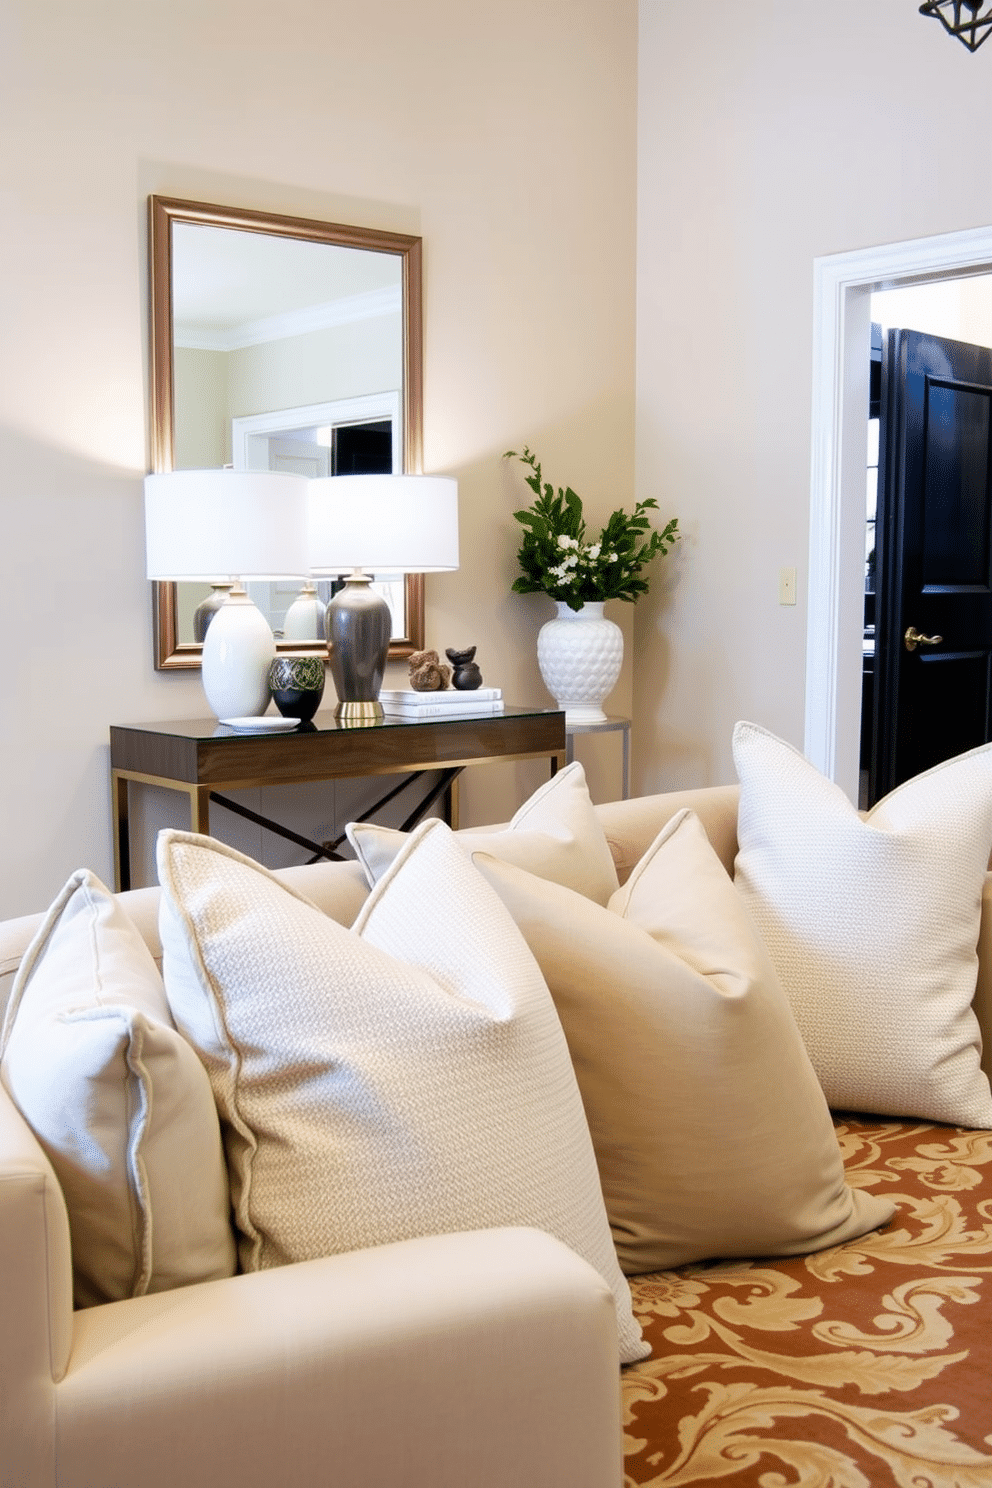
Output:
622 1116 992 1487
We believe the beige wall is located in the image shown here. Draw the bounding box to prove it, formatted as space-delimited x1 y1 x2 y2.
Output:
0 0 637 915
174 348 228 467
175 318 403 463
635 0 992 794
228 316 403 422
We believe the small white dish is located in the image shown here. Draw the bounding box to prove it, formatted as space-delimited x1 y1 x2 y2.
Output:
220 716 300 732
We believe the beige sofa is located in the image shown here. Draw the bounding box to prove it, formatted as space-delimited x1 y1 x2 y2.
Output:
2 781 991 1488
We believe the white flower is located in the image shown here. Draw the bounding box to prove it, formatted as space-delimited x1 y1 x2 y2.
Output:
587 544 601 560
557 534 577 550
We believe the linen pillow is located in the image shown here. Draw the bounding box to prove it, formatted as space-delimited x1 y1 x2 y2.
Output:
0 870 235 1308
156 821 647 1365
732 721 992 1127
471 810 894 1275
346 760 620 905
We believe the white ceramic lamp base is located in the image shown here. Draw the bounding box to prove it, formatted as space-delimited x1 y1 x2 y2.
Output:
201 589 276 720
283 582 325 642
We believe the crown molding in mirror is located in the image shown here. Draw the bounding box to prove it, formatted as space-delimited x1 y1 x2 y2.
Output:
148 194 425 670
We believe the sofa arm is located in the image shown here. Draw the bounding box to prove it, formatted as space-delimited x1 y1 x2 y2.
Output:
0 1078 75 1487
52 1226 620 1488
0 1068 621 1488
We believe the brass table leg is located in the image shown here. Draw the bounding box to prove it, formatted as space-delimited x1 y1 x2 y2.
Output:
190 786 211 836
112 773 212 891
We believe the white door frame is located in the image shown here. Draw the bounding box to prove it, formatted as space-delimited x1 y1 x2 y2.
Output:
806 224 992 801
231 392 402 473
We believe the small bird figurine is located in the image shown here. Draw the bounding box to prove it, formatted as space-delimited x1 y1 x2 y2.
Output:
445 646 483 690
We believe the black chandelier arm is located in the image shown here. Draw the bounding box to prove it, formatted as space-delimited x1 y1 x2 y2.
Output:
920 0 992 51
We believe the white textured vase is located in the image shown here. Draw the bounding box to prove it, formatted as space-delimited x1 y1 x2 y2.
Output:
537 601 623 724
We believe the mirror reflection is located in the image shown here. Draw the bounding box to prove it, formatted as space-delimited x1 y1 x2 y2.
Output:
148 197 424 669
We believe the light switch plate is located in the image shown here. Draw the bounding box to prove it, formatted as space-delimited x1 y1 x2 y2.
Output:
779 567 797 606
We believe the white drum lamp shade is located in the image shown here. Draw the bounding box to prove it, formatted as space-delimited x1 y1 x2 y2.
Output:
307 475 459 720
144 470 309 582
144 469 309 720
307 475 460 574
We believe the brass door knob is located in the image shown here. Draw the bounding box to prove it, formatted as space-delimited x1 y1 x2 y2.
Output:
904 626 943 652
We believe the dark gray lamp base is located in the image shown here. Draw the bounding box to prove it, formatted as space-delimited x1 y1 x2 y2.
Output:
193 583 234 642
325 574 392 722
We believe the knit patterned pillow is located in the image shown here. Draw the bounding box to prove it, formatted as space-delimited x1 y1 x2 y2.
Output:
157 820 646 1365
733 721 992 1127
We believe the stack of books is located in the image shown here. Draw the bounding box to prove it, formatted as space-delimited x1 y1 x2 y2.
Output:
379 686 504 721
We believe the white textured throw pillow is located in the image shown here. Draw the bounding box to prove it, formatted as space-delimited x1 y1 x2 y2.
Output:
473 811 894 1274
157 822 646 1365
733 722 992 1127
347 761 620 905
0 871 235 1307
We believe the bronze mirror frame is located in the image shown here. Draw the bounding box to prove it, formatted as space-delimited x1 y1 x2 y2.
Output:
148 194 425 669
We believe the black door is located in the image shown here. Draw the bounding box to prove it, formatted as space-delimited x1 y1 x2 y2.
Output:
332 420 393 474
871 328 992 802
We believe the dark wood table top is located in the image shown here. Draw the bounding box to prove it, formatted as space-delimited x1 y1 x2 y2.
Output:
110 706 567 788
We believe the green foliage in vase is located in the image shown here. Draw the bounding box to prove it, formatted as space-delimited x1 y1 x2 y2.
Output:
504 448 679 612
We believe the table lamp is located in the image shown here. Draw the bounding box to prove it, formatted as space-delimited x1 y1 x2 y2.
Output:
307 474 459 721
144 469 309 720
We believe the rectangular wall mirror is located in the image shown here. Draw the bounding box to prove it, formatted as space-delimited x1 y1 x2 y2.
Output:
148 195 424 668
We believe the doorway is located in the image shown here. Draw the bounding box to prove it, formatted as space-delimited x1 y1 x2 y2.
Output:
807 225 992 803
859 287 992 806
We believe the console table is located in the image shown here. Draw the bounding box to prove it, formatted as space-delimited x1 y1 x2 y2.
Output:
110 706 566 892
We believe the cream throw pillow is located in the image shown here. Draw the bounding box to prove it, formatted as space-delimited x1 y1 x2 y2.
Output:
156 822 647 1365
0 871 235 1308
346 760 619 905
471 811 894 1275
733 721 992 1127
